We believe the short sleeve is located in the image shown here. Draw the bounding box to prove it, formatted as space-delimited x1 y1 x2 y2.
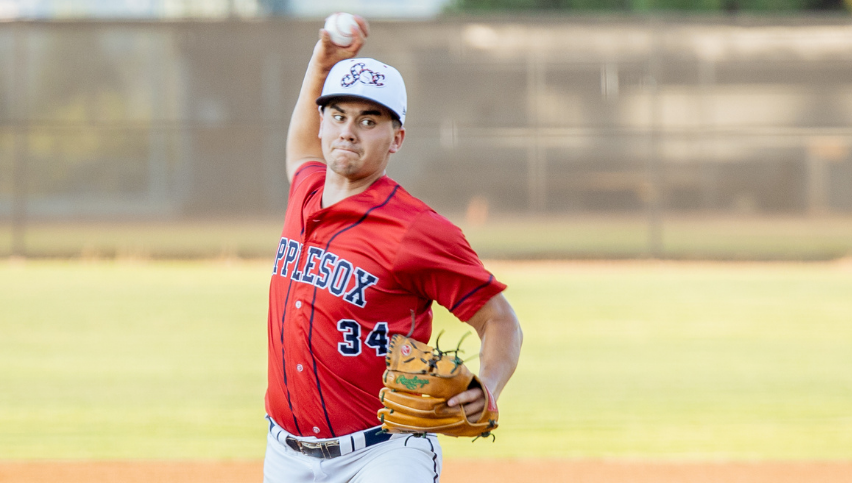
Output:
289 161 325 201
393 210 506 322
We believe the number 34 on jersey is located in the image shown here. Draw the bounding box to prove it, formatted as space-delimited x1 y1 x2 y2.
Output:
337 320 389 357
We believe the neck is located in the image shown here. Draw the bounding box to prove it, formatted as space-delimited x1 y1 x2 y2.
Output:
322 169 385 208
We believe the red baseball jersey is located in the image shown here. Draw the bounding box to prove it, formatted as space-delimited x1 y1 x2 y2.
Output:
265 161 506 439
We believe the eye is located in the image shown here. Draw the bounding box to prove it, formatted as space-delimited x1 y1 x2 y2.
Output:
333 114 345 122
360 118 376 127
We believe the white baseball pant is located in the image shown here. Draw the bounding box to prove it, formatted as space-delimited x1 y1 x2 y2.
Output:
263 416 442 483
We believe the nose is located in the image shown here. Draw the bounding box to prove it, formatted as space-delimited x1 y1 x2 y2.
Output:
338 119 357 142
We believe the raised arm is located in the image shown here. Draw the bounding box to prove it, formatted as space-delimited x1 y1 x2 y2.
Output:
286 17 369 183
448 293 523 420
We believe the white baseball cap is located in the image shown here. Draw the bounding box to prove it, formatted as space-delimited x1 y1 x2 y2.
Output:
316 58 407 126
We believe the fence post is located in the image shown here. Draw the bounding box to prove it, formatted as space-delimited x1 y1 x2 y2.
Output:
526 37 547 213
11 22 27 258
646 20 664 258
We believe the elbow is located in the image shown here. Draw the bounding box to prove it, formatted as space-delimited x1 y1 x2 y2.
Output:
502 300 523 350
516 321 524 350
510 315 523 360
495 303 523 357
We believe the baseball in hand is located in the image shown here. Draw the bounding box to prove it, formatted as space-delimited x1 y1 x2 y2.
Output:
324 12 360 47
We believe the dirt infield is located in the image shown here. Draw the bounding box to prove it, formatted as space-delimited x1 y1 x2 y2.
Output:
2 460 851 483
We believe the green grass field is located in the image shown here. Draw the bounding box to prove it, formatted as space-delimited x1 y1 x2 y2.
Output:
1 259 851 460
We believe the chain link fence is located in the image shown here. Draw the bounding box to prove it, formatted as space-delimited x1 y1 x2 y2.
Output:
1 17 851 257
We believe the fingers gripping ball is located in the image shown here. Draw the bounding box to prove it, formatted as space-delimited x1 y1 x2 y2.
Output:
324 12 360 47
377 334 499 439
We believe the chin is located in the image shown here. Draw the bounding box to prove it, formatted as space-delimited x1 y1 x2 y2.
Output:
330 162 359 177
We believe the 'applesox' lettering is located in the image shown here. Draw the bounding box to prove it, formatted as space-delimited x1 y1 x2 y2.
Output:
272 237 378 308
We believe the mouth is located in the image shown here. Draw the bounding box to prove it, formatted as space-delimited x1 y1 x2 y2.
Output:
332 146 360 159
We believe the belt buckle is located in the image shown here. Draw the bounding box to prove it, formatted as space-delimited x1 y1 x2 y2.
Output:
299 439 340 459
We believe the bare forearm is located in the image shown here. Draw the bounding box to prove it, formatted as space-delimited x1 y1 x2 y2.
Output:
285 60 330 174
446 295 521 420
478 314 522 400
285 18 369 183
468 294 523 401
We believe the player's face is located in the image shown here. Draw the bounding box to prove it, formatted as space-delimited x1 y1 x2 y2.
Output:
319 99 404 181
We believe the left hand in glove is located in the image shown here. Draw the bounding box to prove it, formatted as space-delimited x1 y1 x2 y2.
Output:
377 334 498 439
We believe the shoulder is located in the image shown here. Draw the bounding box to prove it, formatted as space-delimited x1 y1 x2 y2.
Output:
411 208 457 232
371 179 467 246
401 200 463 244
367 177 436 225
386 188 504 320
393 198 476 265
400 211 465 255
289 161 325 199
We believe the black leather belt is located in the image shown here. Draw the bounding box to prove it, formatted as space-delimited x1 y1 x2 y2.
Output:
285 436 343 458
269 417 392 459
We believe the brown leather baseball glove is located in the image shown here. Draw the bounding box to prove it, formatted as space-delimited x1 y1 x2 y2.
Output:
377 333 498 439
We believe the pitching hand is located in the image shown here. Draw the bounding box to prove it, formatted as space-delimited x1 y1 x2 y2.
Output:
313 15 369 71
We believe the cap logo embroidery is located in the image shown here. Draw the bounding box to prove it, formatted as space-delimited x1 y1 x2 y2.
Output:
341 63 385 88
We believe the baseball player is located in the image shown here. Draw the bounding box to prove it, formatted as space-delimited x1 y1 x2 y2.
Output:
263 15 522 483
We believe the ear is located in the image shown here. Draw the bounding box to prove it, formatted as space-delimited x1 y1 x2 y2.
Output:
388 127 406 154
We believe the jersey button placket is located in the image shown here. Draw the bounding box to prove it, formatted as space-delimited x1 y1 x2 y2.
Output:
305 213 328 244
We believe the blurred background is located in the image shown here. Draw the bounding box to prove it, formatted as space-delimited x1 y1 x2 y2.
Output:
1 0 852 261
2 2 852 473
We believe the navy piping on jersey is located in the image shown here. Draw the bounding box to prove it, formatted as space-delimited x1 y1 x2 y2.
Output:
276 167 324 437
306 184 401 438
449 274 495 313
292 163 319 185
279 277 303 435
